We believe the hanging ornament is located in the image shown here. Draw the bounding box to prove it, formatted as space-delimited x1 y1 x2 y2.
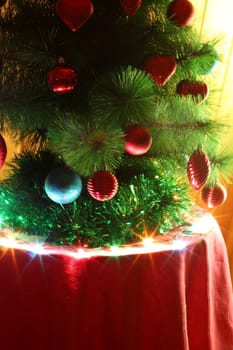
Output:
0 133 7 169
187 149 210 191
120 0 142 16
44 168 83 204
87 170 118 201
167 0 195 27
143 54 177 86
124 125 152 156
176 80 209 104
201 184 227 208
56 0 94 32
48 65 78 94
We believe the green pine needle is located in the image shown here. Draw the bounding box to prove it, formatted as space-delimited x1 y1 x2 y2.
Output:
89 66 157 125
0 154 192 247
149 96 222 157
48 118 125 176
208 150 233 185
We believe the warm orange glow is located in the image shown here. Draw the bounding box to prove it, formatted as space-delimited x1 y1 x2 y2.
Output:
192 0 233 284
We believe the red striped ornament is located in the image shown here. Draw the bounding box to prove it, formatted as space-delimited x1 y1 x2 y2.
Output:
201 184 227 208
187 149 210 190
87 170 118 201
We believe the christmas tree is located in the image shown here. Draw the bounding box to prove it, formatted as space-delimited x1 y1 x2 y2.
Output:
0 0 230 248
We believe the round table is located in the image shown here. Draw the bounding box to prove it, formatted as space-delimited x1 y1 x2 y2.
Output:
0 209 232 350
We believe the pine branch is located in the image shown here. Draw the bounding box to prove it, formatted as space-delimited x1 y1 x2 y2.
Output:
48 118 124 176
89 66 157 125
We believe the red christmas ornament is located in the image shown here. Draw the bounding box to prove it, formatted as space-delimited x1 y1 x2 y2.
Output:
56 0 94 32
201 184 227 208
167 0 195 27
48 65 78 94
143 54 177 86
176 80 209 104
187 149 210 191
125 125 152 156
120 0 142 16
0 133 7 169
87 170 119 201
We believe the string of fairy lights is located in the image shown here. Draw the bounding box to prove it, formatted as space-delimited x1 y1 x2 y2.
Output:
0 210 217 258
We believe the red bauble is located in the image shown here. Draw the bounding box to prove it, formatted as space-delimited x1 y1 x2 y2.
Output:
201 184 227 208
87 170 118 201
177 80 209 104
167 0 195 27
56 0 94 32
48 65 78 94
187 149 210 191
125 125 152 156
0 133 7 169
143 55 177 86
120 0 142 16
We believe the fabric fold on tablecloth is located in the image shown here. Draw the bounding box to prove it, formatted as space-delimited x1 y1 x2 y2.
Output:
0 220 233 349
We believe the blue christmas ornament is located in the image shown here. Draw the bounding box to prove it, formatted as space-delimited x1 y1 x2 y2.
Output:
44 168 82 204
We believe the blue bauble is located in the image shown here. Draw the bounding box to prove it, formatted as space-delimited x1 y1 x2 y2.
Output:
44 168 82 204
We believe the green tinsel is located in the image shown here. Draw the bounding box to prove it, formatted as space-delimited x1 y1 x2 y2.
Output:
0 151 191 247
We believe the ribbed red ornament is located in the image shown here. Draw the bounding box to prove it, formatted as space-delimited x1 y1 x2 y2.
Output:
0 133 7 169
187 149 210 190
167 0 195 27
48 65 78 94
87 170 118 201
56 0 94 32
143 54 177 86
120 0 142 16
125 125 152 156
201 184 227 208
176 80 209 104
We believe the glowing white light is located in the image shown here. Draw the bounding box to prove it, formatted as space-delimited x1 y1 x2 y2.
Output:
0 210 213 259
110 246 120 255
0 236 191 257
191 214 215 234
76 248 86 258
172 239 187 251
0 237 17 249
142 237 154 247
29 244 46 255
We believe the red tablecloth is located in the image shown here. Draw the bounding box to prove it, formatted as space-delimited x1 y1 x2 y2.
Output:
0 215 233 350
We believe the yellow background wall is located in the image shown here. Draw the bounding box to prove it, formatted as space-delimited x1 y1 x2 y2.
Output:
193 0 233 281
